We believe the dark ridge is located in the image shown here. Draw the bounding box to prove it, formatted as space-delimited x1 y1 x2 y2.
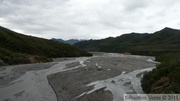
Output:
51 38 83 45
74 27 180 53
0 26 92 65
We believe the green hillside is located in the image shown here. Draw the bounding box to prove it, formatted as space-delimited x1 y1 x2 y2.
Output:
141 52 180 93
74 27 180 53
0 26 92 65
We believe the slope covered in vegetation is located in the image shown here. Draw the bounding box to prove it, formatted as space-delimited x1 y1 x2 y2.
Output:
141 52 180 93
0 26 92 65
74 27 180 53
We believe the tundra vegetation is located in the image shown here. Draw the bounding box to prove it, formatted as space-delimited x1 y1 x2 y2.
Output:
0 26 92 66
141 52 180 93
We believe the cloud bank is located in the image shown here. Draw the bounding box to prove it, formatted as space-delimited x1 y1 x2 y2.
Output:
0 0 180 39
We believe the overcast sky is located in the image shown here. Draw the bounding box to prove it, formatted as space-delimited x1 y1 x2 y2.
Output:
0 0 180 39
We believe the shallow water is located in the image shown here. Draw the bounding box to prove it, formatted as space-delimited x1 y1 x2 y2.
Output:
76 67 155 101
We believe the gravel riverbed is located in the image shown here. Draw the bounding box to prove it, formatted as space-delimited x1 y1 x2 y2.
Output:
0 53 157 101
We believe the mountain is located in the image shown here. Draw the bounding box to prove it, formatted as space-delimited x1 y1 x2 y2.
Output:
0 26 92 65
74 27 180 54
51 38 83 45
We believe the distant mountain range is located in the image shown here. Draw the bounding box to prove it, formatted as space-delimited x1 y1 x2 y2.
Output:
0 26 92 65
74 27 180 54
51 38 83 45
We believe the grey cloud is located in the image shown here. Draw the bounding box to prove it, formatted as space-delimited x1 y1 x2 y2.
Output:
122 0 149 11
0 0 180 39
